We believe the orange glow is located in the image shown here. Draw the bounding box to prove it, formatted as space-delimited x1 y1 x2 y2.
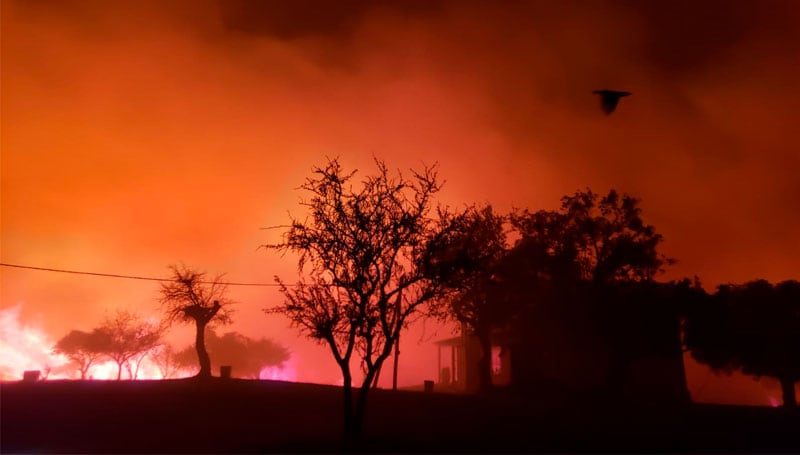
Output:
0 304 296 381
0 304 173 380
2 0 799 401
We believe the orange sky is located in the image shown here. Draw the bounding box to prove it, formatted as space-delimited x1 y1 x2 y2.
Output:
2 0 799 400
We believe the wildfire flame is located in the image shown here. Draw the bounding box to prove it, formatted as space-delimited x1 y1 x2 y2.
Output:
0 304 295 381
0 304 67 379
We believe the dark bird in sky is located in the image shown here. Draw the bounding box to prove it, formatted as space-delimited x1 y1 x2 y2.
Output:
593 89 631 115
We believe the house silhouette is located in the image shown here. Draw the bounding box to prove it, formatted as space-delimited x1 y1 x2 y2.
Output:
435 325 511 393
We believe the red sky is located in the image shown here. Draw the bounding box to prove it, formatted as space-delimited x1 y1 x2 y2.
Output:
2 0 799 400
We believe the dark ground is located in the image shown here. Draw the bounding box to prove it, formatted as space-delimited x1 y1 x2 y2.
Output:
2 379 798 453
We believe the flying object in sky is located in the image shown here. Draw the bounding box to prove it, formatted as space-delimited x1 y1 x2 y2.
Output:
593 89 631 115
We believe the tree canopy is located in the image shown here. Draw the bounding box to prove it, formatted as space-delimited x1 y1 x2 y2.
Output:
53 329 108 379
425 204 511 391
175 330 290 379
512 189 673 285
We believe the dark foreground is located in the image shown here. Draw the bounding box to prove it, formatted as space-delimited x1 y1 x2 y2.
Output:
2 379 798 453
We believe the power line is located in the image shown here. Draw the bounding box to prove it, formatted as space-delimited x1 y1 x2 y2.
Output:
0 262 282 287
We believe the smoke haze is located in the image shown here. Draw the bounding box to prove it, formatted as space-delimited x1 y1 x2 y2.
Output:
2 0 798 399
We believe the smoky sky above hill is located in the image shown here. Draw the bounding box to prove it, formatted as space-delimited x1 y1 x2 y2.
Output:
2 0 799 394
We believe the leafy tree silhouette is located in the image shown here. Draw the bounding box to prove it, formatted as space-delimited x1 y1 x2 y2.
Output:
266 157 450 444
508 189 679 400
426 204 512 393
159 265 234 379
552 189 672 283
53 330 108 379
174 329 290 379
684 279 800 407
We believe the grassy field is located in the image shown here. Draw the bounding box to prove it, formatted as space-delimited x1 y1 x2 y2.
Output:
2 378 798 453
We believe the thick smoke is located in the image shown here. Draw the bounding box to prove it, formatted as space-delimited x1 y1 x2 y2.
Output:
2 0 798 395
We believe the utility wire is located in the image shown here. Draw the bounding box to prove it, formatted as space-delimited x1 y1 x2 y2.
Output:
0 262 282 287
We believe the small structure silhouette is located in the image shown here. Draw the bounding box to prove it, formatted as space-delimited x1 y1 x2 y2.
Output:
435 327 511 393
22 370 41 382
593 89 631 115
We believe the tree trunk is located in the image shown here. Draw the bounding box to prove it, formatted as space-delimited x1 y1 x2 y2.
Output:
341 371 358 448
352 386 370 445
195 322 212 379
342 361 386 450
392 294 401 391
476 328 493 393
371 363 382 388
116 362 123 380
780 377 797 408
133 353 147 380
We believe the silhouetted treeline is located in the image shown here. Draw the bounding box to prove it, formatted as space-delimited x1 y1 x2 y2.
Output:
684 279 800 407
427 189 798 407
270 157 799 446
427 190 684 400
432 197 798 407
53 265 290 381
54 309 163 380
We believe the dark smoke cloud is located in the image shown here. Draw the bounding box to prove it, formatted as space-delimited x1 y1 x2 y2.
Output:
626 0 800 75
218 0 443 40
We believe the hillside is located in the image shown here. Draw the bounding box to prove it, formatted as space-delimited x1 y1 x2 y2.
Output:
2 379 798 453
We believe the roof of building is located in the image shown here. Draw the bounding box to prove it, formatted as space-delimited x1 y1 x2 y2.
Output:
434 335 468 347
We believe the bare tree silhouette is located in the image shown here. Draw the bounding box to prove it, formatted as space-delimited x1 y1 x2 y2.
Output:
266 157 449 444
95 310 162 380
159 265 234 379
149 343 181 379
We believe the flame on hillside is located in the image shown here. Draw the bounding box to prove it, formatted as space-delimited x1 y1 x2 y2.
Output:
0 304 295 381
0 304 68 379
